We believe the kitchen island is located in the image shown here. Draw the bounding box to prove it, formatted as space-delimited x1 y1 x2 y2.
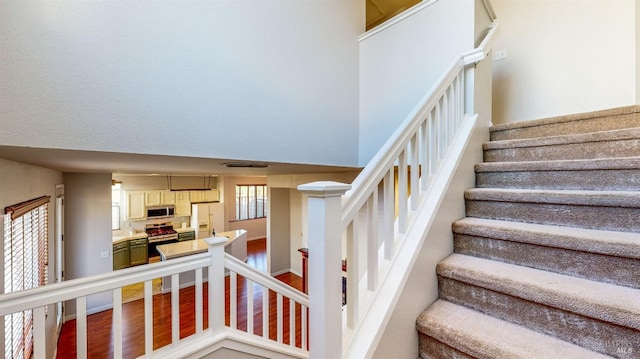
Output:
155 229 247 292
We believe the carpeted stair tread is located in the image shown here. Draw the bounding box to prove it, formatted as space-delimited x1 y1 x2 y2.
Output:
484 127 640 151
490 105 640 141
475 156 640 172
452 217 640 259
465 188 640 207
416 300 612 359
437 254 640 331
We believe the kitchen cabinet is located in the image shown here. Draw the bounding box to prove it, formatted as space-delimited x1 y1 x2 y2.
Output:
205 190 219 202
145 191 161 206
113 241 130 270
145 190 175 206
129 238 148 266
189 190 219 203
126 191 145 220
175 191 191 216
177 230 195 241
161 191 175 205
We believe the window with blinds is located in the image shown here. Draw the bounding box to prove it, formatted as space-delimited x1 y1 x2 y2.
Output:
4 197 49 359
235 185 267 221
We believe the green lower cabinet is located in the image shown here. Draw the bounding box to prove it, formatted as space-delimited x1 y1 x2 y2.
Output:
178 231 196 241
113 241 130 270
129 238 148 266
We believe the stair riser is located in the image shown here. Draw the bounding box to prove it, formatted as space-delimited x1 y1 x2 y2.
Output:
491 113 640 141
438 277 640 358
466 200 640 233
476 169 640 191
484 138 640 162
454 234 640 289
418 335 475 359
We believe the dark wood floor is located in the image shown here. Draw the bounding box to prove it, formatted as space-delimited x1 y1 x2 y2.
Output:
56 238 304 358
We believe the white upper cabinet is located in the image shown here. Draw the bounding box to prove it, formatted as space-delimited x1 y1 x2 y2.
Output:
144 190 175 206
175 191 191 216
161 190 175 205
126 191 145 220
190 189 219 203
145 191 162 206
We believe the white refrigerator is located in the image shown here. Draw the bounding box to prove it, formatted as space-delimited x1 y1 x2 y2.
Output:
190 202 225 239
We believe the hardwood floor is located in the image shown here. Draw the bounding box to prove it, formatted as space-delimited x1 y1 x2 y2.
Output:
56 238 304 358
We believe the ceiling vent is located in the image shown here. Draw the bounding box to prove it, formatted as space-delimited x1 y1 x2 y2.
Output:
223 162 269 168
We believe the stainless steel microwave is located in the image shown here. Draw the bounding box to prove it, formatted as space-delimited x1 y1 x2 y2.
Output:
146 205 175 219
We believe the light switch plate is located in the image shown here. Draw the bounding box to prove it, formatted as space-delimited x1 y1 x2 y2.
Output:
101 251 110 258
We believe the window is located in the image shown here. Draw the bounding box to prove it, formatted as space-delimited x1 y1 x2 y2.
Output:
4 196 49 359
236 185 267 221
112 182 121 230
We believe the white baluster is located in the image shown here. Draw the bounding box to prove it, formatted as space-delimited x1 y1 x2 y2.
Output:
76 297 87 359
384 169 394 261
171 274 180 344
410 134 419 211
230 272 237 330
289 299 295 347
346 221 359 329
33 306 45 359
144 280 153 355
277 293 283 343
398 151 408 233
420 120 429 192
262 287 269 339
247 280 254 335
367 193 378 291
302 305 308 350
196 268 203 333
113 288 123 359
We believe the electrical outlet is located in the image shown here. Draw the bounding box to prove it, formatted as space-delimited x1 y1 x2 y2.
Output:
494 49 507 61
101 251 110 258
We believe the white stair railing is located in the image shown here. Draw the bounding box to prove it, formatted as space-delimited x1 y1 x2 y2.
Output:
300 23 498 359
0 237 309 358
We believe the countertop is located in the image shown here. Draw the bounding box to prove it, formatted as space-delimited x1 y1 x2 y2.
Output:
112 232 148 245
175 227 196 233
156 229 247 260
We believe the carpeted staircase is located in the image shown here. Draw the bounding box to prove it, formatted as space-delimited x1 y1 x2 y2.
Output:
416 106 640 358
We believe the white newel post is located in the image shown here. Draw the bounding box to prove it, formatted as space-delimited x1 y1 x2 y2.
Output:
206 236 228 335
298 181 351 359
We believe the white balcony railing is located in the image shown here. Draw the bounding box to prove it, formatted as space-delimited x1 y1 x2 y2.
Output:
0 237 309 358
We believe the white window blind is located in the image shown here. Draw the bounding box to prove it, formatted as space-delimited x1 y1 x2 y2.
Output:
235 185 267 221
4 198 49 359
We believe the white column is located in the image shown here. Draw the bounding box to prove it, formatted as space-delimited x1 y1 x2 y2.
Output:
298 181 351 359
205 236 228 335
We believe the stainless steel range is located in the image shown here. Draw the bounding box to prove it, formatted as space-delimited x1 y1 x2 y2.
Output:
145 222 178 257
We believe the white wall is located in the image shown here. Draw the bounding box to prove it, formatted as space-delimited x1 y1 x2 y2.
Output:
491 0 636 125
0 158 63 359
358 0 475 165
63 173 113 316
0 0 362 167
